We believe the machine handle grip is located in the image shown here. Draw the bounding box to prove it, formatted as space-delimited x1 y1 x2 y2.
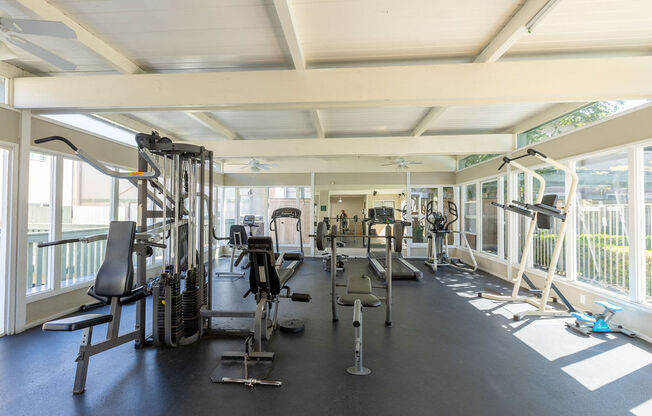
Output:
35 136 78 151
527 148 547 158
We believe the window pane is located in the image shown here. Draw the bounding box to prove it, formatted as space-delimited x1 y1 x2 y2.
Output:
481 181 497 254
410 188 438 244
517 173 527 261
268 187 298 246
0 77 5 104
532 167 566 276
517 100 649 148
458 154 500 170
464 184 476 250
644 147 652 302
576 152 629 295
118 175 138 221
27 152 53 293
298 187 311 245
238 188 266 237
61 159 112 286
223 187 236 234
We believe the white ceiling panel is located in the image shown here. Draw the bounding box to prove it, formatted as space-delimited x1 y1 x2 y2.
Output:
211 109 315 139
322 107 428 136
426 103 555 133
510 0 652 56
133 112 221 140
292 0 521 63
47 0 289 71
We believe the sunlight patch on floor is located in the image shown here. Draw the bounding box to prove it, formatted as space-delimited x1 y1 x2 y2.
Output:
562 344 652 391
630 398 652 416
513 318 604 361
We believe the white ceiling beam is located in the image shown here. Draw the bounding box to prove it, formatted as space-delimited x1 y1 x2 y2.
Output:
186 112 240 140
411 107 447 137
94 113 176 139
272 0 306 71
14 56 652 112
411 0 559 137
14 0 142 74
16 0 233 139
310 109 325 138
474 0 556 64
190 134 512 159
504 102 589 134
271 0 326 138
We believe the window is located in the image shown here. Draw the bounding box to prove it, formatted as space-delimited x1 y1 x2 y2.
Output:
118 176 138 221
481 180 497 254
517 172 527 261
27 152 53 293
239 187 266 237
502 176 508 259
0 76 6 104
42 114 136 147
0 147 10 333
463 184 477 250
410 188 438 244
442 186 455 245
517 100 649 148
531 167 567 276
643 146 652 302
61 159 112 286
223 187 236 234
298 187 311 246
458 154 500 170
268 187 298 246
575 151 629 295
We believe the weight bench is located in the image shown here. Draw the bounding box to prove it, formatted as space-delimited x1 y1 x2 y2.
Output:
337 275 380 375
42 221 147 394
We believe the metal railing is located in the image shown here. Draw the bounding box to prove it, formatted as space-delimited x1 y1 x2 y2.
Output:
27 227 108 292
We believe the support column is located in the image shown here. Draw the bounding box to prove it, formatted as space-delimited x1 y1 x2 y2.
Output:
14 110 31 332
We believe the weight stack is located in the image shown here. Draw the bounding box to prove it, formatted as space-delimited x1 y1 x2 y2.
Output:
182 269 200 337
155 274 184 344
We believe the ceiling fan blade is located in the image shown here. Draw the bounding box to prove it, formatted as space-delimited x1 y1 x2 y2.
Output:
407 161 424 165
6 35 76 70
0 41 17 60
2 18 76 39
381 163 395 166
260 166 271 170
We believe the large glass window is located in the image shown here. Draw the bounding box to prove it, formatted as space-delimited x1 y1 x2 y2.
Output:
239 187 267 237
517 100 649 148
0 76 6 104
118 176 138 221
463 184 477 250
531 167 567 276
458 154 500 170
223 187 236 234
575 152 629 295
481 180 498 254
268 187 298 246
298 187 311 246
61 159 111 286
43 114 136 147
643 146 652 302
27 152 53 293
410 188 438 244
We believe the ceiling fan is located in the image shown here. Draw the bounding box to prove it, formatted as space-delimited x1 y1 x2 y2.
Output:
382 157 423 170
0 14 77 70
232 159 278 172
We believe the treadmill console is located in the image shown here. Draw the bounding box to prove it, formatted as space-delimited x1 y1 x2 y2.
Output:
368 207 395 223
243 215 256 226
271 207 302 219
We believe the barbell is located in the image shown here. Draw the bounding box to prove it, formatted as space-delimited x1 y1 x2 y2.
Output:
312 221 410 252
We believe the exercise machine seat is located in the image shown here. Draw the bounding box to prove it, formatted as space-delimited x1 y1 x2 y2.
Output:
42 314 113 332
87 284 148 305
247 236 281 296
571 312 596 324
595 300 622 311
338 275 381 307
42 221 136 333
278 268 295 287
93 221 136 297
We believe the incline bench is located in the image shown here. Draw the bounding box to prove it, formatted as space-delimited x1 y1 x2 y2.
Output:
42 221 150 394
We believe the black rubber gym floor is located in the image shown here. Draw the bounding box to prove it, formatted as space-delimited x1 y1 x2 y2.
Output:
0 259 650 416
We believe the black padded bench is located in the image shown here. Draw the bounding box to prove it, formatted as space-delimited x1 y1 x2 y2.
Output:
42 221 146 394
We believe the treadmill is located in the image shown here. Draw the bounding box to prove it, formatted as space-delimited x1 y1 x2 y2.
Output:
270 207 304 273
365 207 423 280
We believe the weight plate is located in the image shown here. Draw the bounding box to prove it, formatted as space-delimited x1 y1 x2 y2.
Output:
394 222 404 253
316 221 326 251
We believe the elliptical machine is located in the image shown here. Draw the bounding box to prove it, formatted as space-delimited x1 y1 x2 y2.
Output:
425 200 477 273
